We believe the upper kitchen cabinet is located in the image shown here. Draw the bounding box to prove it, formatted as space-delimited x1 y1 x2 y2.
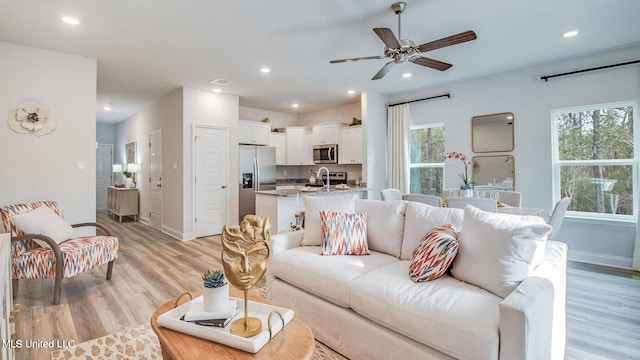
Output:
339 126 363 164
312 124 341 145
270 132 286 165
284 127 311 165
238 120 271 145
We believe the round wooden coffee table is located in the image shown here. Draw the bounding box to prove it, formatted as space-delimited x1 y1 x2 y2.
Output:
150 288 314 360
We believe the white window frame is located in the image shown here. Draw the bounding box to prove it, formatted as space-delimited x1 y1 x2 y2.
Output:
409 123 445 195
551 100 639 221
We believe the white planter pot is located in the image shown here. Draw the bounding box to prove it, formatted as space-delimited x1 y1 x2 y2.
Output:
461 189 473 197
124 177 134 188
202 283 229 313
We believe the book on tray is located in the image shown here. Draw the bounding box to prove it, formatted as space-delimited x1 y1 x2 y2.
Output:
181 298 238 327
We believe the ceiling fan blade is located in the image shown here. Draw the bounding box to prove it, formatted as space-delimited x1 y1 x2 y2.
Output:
373 28 400 49
372 61 395 80
417 30 477 53
410 57 452 71
330 55 385 64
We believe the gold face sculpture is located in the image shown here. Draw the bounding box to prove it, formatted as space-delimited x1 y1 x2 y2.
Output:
222 215 271 291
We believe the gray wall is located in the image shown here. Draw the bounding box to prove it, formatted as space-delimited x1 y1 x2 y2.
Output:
388 45 640 269
97 122 116 145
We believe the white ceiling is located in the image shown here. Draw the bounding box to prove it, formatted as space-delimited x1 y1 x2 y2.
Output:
1 0 639 123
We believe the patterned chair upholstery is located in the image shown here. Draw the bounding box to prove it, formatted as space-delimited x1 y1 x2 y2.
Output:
0 201 118 304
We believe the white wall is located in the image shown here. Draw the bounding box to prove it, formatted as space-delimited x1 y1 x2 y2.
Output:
298 102 361 127
116 88 184 237
0 42 97 224
388 45 640 269
361 92 388 200
183 87 240 233
239 106 298 129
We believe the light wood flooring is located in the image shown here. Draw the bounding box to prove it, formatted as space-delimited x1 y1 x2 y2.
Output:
12 211 640 360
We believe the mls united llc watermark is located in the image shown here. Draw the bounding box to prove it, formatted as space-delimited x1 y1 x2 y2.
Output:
2 339 75 349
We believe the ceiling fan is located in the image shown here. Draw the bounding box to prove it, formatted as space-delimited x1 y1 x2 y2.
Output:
330 2 477 80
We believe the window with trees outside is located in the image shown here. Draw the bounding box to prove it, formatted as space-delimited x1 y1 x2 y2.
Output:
410 124 444 195
552 101 638 219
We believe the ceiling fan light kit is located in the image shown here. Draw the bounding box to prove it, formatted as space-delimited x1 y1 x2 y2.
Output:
330 2 477 80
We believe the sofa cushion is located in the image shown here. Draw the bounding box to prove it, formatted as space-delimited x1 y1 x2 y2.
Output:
401 202 464 260
355 199 407 258
320 210 369 255
451 207 552 298
409 224 459 282
302 194 358 246
348 261 501 360
270 246 398 308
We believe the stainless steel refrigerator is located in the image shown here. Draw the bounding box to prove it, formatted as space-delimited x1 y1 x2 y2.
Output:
239 145 276 223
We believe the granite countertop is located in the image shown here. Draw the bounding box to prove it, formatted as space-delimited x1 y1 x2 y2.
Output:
256 186 369 197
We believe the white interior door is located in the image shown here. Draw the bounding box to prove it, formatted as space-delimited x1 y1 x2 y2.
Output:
194 126 228 237
149 130 163 230
96 144 113 211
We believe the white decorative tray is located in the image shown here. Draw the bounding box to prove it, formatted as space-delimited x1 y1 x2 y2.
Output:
157 295 294 353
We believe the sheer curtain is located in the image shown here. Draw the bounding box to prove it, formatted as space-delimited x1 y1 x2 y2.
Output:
387 104 410 193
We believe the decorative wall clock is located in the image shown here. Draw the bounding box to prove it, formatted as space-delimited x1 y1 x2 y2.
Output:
8 98 56 136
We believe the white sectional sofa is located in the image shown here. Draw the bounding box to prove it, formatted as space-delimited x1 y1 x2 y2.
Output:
266 196 567 360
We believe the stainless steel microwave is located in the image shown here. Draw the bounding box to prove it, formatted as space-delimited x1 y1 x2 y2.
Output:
313 144 338 164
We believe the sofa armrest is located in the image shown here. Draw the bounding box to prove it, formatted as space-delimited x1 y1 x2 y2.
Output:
498 241 567 360
270 230 304 255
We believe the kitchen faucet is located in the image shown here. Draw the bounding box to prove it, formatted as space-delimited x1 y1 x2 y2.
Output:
316 167 330 191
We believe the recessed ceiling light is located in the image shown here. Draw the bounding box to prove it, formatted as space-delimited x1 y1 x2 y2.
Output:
213 88 221 93
62 16 79 25
563 30 579 38
260 67 271 74
103 106 112 111
402 72 412 78
347 90 356 95
292 103 299 108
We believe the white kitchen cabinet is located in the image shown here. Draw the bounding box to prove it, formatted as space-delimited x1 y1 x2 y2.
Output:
270 132 286 165
284 127 309 165
256 193 302 233
304 133 315 165
238 120 271 145
339 125 363 164
312 123 341 146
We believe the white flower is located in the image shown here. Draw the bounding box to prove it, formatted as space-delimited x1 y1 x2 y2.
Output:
8 99 56 136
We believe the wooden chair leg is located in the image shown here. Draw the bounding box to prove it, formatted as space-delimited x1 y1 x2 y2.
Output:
12 279 18 299
106 260 114 280
53 271 62 305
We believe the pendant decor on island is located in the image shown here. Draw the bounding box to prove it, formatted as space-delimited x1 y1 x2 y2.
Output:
8 98 56 136
222 214 271 337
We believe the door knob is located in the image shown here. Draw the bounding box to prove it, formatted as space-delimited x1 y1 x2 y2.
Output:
222 185 227 189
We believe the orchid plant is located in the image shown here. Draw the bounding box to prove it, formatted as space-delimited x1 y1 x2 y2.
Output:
445 151 472 190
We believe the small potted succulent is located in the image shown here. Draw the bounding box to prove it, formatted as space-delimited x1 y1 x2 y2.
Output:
202 269 229 312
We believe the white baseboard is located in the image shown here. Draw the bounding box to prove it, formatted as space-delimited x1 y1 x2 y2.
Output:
138 217 195 241
569 250 633 270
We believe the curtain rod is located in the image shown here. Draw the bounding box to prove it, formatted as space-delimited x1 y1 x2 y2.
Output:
540 59 640 82
387 93 451 107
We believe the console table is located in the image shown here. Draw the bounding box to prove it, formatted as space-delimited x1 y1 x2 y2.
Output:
107 186 139 222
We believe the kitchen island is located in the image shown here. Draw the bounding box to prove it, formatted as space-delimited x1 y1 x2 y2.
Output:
255 186 368 233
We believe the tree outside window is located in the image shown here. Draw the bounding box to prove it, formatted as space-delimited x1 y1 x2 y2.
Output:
553 102 638 218
410 124 444 195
